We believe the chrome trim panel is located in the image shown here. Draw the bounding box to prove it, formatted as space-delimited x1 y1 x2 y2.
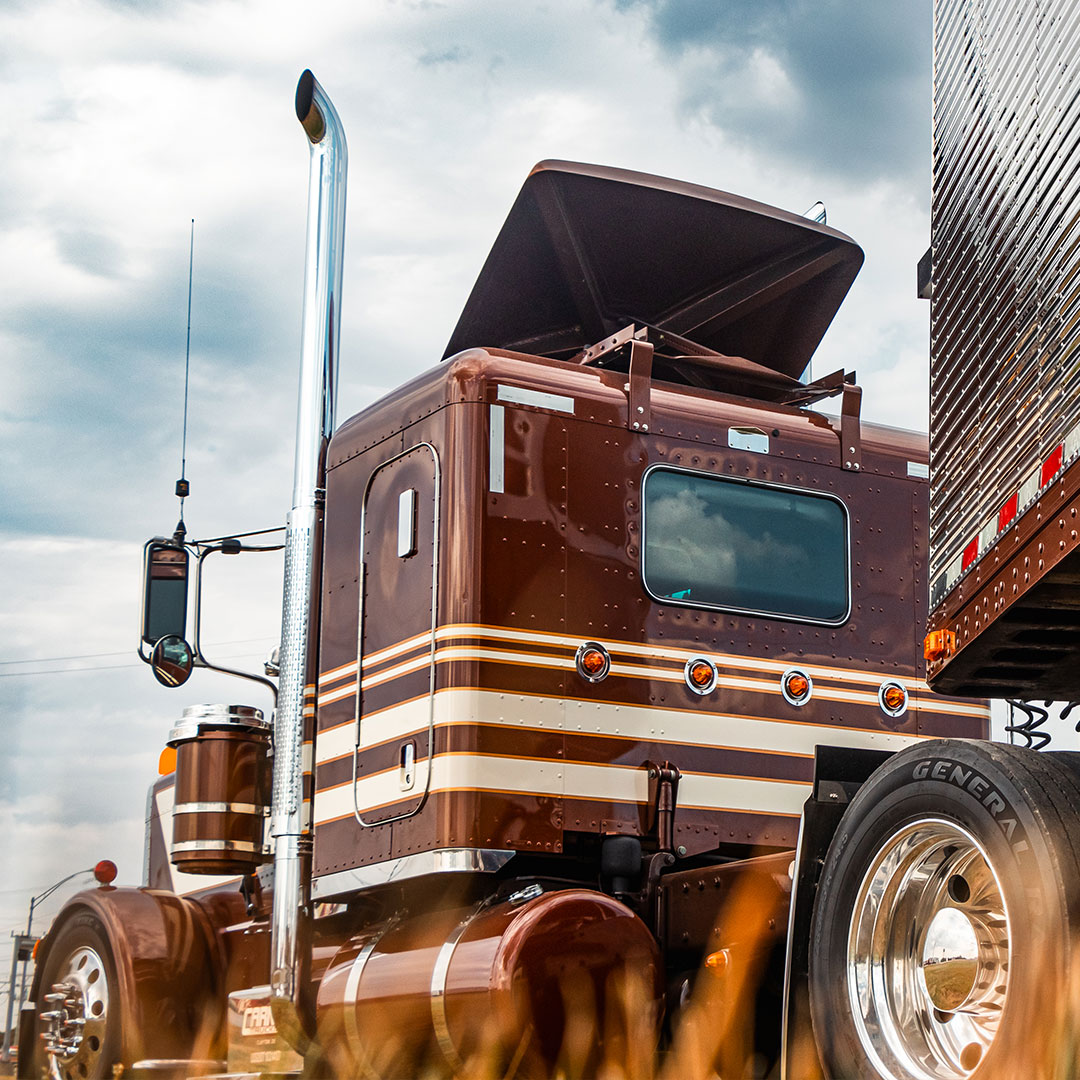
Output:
489 404 505 493
728 426 769 454
496 383 575 414
311 847 515 901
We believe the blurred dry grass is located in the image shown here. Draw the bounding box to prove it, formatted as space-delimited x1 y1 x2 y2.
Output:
347 868 793 1080
80 867 1080 1079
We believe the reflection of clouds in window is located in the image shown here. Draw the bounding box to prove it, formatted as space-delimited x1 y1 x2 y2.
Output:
644 470 848 622
647 489 737 588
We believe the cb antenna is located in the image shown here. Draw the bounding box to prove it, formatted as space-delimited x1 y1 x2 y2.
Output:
175 218 194 544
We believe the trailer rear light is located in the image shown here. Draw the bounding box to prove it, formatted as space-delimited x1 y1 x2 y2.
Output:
1041 443 1064 488
158 746 177 775
879 681 908 718
997 491 1019 532
94 860 117 885
961 536 979 572
781 669 812 706
923 629 957 662
684 657 718 695
576 642 611 682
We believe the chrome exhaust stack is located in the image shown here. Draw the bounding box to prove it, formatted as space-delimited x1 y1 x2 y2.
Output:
270 69 348 1044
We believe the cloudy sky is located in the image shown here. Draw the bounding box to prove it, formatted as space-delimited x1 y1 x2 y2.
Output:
0 0 944 1004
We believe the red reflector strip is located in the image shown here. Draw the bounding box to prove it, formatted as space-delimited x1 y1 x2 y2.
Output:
1041 444 1064 488
961 536 979 572
998 491 1019 532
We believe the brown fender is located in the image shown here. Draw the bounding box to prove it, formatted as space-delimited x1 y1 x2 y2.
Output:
27 885 228 1066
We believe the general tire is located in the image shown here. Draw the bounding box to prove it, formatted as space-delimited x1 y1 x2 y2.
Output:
809 739 1080 1080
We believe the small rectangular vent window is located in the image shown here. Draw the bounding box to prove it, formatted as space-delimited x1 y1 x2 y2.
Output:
643 467 849 623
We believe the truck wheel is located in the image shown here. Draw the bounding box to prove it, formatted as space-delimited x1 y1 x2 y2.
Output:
809 740 1080 1080
32 912 123 1080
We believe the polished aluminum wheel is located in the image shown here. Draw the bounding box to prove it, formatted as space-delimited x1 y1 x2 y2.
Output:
847 819 1010 1080
40 945 110 1080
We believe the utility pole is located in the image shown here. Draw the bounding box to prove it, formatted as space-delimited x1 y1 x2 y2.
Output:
2 935 36 1065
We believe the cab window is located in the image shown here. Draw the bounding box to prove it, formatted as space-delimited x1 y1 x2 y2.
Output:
642 467 849 623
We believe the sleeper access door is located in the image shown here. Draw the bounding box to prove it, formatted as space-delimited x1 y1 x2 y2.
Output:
353 443 441 826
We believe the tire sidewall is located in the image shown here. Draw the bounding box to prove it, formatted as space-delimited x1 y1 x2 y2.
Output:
33 910 124 1080
810 741 1073 1079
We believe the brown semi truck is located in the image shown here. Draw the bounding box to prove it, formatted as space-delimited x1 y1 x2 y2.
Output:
23 41 1080 1080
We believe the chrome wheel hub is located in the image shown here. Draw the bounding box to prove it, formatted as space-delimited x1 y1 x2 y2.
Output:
848 820 1010 1080
40 946 109 1080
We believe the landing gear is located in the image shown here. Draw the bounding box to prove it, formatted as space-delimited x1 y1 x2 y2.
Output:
809 741 1080 1079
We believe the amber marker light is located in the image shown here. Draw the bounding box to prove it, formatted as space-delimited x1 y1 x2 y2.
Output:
94 860 118 885
158 745 178 775
704 948 731 974
684 657 718 695
781 668 813 706
923 628 957 662
576 641 611 682
879 681 909 718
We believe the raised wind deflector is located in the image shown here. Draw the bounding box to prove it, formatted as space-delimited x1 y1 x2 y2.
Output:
444 161 865 395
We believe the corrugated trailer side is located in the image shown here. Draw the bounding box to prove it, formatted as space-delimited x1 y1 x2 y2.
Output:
926 0 1080 697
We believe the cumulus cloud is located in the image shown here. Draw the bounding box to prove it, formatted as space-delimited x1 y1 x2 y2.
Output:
614 0 933 190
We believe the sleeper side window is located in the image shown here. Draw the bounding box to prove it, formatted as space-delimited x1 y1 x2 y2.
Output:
642 467 850 624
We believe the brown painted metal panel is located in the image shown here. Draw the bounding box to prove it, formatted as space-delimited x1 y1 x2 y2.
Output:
313 350 988 884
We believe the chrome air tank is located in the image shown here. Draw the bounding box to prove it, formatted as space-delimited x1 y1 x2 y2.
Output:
315 887 661 1078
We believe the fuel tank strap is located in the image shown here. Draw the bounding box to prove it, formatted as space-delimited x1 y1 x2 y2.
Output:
343 920 397 1080
430 911 474 1075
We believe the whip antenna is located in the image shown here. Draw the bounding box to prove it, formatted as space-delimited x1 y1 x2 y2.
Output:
175 219 194 542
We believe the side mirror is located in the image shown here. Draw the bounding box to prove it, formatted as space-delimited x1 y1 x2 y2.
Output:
142 541 189 646
150 634 194 687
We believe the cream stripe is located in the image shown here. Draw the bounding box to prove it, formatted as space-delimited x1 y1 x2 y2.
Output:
427 623 931 690
320 682 357 705
314 688 920 768
312 752 809 826
316 623 987 718
361 646 571 691
348 645 983 718
319 659 360 687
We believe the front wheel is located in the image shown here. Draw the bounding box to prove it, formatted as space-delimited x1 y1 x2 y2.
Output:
809 740 1080 1080
32 911 123 1080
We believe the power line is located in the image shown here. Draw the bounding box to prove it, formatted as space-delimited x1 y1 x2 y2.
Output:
0 637 273 668
0 652 266 679
0 649 137 666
